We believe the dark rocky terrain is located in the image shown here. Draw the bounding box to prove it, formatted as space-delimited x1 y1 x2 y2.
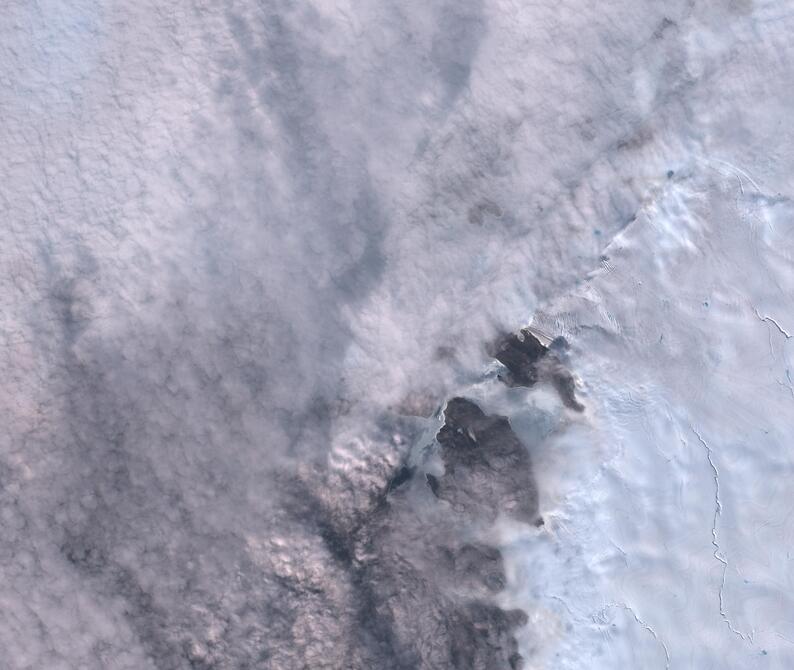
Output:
491 329 584 411
261 397 538 669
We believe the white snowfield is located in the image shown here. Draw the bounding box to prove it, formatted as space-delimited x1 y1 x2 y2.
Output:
2 0 793 668
497 5 794 663
502 173 794 669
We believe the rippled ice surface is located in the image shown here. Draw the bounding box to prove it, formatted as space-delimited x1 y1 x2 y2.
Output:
501 178 794 668
2 1 794 668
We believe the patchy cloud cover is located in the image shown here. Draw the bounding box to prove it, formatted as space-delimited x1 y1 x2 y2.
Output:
2 0 794 668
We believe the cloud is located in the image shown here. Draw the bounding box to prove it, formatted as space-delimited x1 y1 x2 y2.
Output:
5 0 790 667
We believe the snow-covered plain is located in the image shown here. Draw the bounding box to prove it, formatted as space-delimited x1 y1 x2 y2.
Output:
2 0 793 668
500 173 794 668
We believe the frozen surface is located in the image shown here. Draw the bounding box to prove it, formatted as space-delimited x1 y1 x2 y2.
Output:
509 175 794 668
1 0 793 668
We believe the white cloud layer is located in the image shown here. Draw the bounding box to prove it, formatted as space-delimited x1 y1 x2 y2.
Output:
1 0 793 667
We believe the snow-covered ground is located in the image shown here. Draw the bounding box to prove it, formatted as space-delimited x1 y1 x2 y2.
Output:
497 171 794 668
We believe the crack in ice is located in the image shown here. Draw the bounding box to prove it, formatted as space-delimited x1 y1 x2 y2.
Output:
549 594 579 621
753 307 793 340
598 602 670 668
776 377 794 401
691 426 754 643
